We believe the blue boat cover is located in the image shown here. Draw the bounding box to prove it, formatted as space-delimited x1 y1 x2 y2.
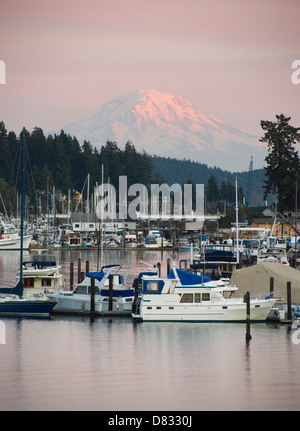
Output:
168 268 210 285
86 272 123 283
101 288 134 297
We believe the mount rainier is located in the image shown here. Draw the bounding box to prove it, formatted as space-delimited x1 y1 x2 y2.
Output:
59 88 266 172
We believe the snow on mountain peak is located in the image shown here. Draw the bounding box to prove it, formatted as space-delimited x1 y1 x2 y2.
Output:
59 88 266 171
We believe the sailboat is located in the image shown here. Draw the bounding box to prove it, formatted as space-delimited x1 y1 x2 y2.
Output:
0 135 57 316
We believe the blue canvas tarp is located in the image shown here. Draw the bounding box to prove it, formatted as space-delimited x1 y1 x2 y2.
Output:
168 268 211 285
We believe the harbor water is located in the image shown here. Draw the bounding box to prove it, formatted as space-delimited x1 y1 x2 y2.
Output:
0 249 300 411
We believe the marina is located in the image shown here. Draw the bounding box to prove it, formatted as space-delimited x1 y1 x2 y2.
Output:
1 248 300 411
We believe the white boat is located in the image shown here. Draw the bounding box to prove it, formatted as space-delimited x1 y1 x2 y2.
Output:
16 255 65 300
124 230 138 247
0 220 32 249
257 247 289 265
132 266 276 322
144 235 159 248
48 265 134 313
144 233 172 248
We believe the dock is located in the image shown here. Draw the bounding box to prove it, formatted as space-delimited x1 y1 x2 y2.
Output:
52 309 132 317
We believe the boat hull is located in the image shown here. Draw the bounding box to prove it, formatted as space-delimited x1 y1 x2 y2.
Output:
0 234 32 250
133 298 275 322
0 299 57 316
48 292 134 313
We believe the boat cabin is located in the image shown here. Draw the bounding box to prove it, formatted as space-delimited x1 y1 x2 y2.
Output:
140 267 237 302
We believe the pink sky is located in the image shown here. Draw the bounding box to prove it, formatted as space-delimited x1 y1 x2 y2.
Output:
0 0 299 140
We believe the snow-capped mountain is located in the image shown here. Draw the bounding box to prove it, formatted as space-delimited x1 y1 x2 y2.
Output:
59 88 266 171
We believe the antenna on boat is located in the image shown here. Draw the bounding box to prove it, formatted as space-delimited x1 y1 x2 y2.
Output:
235 176 239 265
101 164 104 269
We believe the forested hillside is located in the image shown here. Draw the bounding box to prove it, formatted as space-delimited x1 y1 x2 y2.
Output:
0 121 267 215
152 155 266 206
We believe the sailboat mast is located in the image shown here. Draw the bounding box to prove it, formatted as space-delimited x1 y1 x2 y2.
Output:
101 164 104 269
235 176 239 265
20 134 25 286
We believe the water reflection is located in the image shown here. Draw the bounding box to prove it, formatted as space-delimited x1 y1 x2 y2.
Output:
0 249 300 411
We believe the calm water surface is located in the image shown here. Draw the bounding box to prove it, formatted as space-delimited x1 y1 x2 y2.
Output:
0 249 300 411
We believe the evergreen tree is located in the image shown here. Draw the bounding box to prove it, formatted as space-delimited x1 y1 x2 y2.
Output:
123 141 139 186
206 175 220 202
261 114 300 211
0 121 13 183
100 141 122 188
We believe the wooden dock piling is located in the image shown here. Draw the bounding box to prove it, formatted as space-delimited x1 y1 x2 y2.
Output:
167 258 171 275
77 258 81 284
109 274 113 311
133 278 139 302
90 276 95 316
269 277 274 298
70 262 74 290
244 291 252 342
287 281 292 321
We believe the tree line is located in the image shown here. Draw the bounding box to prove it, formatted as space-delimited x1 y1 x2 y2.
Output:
0 122 155 215
0 121 248 216
2 113 297 217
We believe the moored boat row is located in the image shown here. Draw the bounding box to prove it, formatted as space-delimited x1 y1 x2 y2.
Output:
2 251 300 323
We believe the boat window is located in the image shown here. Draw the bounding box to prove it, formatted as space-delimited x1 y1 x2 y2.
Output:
144 281 160 293
75 286 88 294
147 307 152 309
180 293 193 303
125 298 132 302
202 293 210 301
24 278 34 288
223 291 233 298
194 293 201 303
42 279 51 287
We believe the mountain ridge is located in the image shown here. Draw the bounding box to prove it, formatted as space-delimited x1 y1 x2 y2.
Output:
151 154 266 206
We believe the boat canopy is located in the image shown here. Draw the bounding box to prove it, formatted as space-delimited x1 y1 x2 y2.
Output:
168 268 210 285
86 272 123 284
